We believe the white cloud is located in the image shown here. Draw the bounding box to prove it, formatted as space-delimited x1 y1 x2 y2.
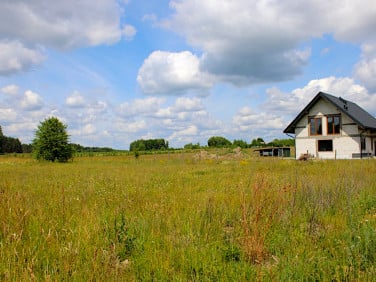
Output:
168 125 198 142
0 0 125 49
4 121 37 142
232 107 284 131
0 108 18 123
173 97 204 112
1 84 19 95
262 77 372 115
137 51 214 95
354 43 376 92
118 97 165 117
81 124 96 135
122 24 137 41
115 120 147 133
65 91 85 108
0 41 45 75
20 90 44 111
163 0 376 85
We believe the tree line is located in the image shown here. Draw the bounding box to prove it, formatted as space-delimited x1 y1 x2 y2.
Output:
184 136 294 149
129 139 169 151
2 117 295 162
71 144 116 153
0 125 26 154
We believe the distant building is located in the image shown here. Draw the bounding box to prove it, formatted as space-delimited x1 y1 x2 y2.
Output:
253 147 291 157
284 92 376 159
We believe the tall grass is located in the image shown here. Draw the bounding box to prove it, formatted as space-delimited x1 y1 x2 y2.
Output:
0 154 376 280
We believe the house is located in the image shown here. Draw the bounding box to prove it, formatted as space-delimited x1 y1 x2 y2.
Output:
284 92 376 159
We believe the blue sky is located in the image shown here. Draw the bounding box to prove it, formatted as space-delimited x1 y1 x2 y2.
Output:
1 0 376 149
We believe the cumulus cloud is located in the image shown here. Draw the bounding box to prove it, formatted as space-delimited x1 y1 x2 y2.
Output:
262 76 373 115
354 44 376 92
162 0 376 86
0 0 124 49
0 41 45 75
137 51 214 95
1 84 19 95
65 91 86 108
0 1 131 75
20 90 44 111
168 125 198 143
117 97 165 117
0 108 18 123
122 24 137 41
114 120 147 133
154 97 204 120
173 97 204 112
233 107 284 131
81 124 96 135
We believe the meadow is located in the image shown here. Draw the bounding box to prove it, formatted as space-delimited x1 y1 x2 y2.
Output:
1 151 376 281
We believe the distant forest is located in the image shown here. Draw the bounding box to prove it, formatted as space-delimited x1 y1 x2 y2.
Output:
1 124 294 154
0 125 30 154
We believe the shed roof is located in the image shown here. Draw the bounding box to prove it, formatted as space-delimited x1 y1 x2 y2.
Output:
283 92 376 134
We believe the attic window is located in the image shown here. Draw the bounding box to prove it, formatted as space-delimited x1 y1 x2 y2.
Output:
309 117 322 136
327 115 341 134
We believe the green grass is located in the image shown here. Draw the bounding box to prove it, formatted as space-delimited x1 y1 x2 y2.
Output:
1 153 376 280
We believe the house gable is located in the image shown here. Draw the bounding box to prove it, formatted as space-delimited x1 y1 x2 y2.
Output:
284 92 376 134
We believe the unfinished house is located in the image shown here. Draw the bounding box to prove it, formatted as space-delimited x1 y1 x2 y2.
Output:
284 92 376 159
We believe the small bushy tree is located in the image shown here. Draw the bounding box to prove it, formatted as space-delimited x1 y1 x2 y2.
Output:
207 136 232 148
250 138 265 147
233 139 248 148
32 117 73 162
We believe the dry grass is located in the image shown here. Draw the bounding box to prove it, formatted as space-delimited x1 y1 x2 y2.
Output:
240 172 291 264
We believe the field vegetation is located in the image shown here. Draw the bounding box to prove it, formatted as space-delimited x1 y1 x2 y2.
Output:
1 151 376 280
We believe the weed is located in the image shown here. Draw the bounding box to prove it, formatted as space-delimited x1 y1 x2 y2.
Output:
240 172 287 264
105 212 136 262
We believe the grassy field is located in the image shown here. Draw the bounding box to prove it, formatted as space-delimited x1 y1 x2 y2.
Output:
1 151 376 281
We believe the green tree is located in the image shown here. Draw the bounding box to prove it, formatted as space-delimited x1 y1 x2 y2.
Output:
232 139 248 148
266 138 295 147
22 143 33 153
2 136 22 153
32 117 73 162
250 137 265 147
0 125 23 154
207 136 232 148
184 142 201 150
129 139 168 151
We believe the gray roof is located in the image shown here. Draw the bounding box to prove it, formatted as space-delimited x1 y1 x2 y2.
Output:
284 92 376 134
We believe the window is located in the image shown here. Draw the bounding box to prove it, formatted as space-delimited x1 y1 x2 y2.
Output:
309 117 322 135
327 115 341 134
361 137 366 150
318 140 333 151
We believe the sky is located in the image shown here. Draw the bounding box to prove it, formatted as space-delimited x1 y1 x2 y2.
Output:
1 0 376 149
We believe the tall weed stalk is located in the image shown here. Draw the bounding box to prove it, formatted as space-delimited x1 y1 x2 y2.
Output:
240 172 288 264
